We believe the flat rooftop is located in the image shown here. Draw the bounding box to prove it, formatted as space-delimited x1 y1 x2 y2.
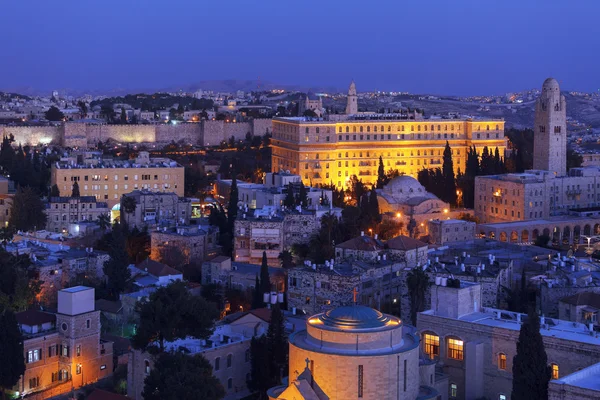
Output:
479 215 600 230
274 116 503 124
61 286 91 293
552 361 600 391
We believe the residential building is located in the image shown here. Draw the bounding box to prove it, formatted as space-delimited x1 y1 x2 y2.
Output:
45 196 109 233
51 151 184 208
14 287 114 398
215 172 332 211
559 292 600 328
233 208 321 267
131 259 183 287
417 280 600 400
297 93 323 117
150 224 220 266
428 219 476 245
549 361 600 400
119 190 192 229
272 82 506 188
201 255 286 292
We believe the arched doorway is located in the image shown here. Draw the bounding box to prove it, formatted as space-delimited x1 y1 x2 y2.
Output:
489 232 496 240
479 231 487 239
574 225 581 244
510 231 519 243
500 232 507 242
563 226 571 245
521 230 530 243
584 224 591 236
552 226 561 245
595 224 600 235
532 229 539 241
543 228 550 237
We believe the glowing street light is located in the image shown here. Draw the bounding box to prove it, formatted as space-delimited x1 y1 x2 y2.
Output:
396 212 401 218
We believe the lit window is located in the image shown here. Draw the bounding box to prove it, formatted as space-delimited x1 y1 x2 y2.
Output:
499 395 506 400
450 383 458 398
447 338 464 360
423 333 439 360
551 363 559 379
498 353 506 370
145 360 150 374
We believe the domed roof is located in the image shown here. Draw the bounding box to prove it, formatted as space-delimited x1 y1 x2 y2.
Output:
542 77 560 91
383 175 426 195
318 305 393 329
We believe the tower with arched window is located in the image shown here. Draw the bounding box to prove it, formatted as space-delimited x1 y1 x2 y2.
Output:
533 77 567 176
345 81 358 115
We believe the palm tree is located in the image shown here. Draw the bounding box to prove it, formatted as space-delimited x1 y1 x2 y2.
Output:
121 196 137 214
278 250 294 269
97 214 111 231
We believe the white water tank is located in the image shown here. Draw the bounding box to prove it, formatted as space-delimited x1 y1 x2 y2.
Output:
441 277 448 287
435 276 442 286
277 292 284 303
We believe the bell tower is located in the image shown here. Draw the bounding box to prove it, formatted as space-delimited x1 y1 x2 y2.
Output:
345 81 358 115
533 78 567 176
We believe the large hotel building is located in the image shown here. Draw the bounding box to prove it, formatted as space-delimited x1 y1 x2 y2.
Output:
271 83 506 188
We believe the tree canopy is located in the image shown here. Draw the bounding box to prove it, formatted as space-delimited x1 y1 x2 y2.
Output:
142 352 225 400
44 106 65 121
9 187 47 232
102 224 131 300
0 310 25 398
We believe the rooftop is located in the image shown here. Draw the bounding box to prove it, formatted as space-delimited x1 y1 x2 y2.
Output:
316 305 398 331
16 309 56 326
560 292 600 309
552 361 600 392
135 259 181 277
62 285 91 293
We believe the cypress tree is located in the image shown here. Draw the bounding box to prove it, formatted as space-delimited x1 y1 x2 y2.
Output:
50 184 60 198
283 184 295 209
227 169 239 223
267 305 288 382
480 146 492 175
442 141 457 206
259 251 271 297
369 188 381 224
103 224 131 300
511 307 551 400
71 181 80 197
376 156 386 189
297 182 308 209
0 310 25 399
252 275 263 309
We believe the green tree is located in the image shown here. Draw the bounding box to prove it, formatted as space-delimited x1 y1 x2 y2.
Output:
121 195 137 215
259 251 271 297
0 310 25 400
283 184 295 209
8 187 47 232
249 335 274 399
77 100 88 118
102 225 131 300
0 136 15 174
376 156 386 189
71 181 80 197
278 250 294 269
44 106 65 121
132 281 218 353
296 182 308 208
97 213 111 231
511 307 551 400
120 107 127 124
142 352 225 400
406 267 430 326
267 305 288 381
442 141 457 206
50 184 60 198
0 249 39 312
368 188 381 224
252 274 263 309
534 234 551 248
100 105 116 123
567 148 583 170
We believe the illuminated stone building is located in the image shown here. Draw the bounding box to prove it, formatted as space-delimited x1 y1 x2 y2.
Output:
268 305 444 400
14 287 113 398
51 151 184 208
272 83 506 188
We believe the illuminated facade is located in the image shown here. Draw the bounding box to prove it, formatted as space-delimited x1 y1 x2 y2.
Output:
271 116 506 188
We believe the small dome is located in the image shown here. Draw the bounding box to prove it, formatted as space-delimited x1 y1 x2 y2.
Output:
318 305 393 329
383 175 425 194
542 77 560 92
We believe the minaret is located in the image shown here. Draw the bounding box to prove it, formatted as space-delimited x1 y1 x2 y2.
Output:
533 78 567 176
345 81 358 115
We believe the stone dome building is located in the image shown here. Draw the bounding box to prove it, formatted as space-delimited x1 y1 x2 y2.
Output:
377 175 449 215
268 305 441 400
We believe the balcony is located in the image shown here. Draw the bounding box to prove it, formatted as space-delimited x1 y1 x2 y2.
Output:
395 161 407 166
358 162 372 167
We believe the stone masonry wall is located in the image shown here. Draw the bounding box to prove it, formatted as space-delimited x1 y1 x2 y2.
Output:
1 125 62 145
252 118 272 136
155 123 202 145
539 285 600 317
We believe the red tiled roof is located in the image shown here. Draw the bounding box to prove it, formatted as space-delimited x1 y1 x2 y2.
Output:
15 310 55 326
336 236 385 251
385 235 428 251
86 389 131 400
229 308 272 324
136 258 181 277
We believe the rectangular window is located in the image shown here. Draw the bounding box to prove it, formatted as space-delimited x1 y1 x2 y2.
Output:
76 364 82 375
76 345 81 357
403 359 407 391
423 333 440 359
498 353 507 370
552 364 559 379
451 383 458 398
448 338 464 360
358 365 364 398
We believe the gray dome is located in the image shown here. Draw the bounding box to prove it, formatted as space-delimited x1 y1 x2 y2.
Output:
542 77 560 92
318 305 393 329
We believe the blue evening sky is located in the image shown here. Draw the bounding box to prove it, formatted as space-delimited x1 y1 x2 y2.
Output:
1 0 599 96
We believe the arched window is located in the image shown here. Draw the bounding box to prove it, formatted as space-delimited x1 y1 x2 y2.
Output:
353 126 356 133
417 125 421 131
374 126 377 132
498 353 507 370
346 126 349 133
227 354 232 368
227 378 233 389
447 337 464 360
215 357 220 371
496 124 499 130
422 332 440 360
144 360 150 375
551 363 559 379
487 125 490 130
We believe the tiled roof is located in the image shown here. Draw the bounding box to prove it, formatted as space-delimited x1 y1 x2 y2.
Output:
135 258 181 277
95 299 123 314
560 292 600 309
16 310 55 326
386 235 428 251
336 236 384 251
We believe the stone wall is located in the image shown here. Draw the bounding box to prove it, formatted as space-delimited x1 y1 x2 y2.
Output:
156 123 202 144
1 125 62 145
539 285 600 317
252 118 272 136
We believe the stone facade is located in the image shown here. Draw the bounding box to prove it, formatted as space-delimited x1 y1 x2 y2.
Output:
417 282 600 400
533 78 567 176
428 219 476 244
202 119 272 147
45 196 109 233
120 190 191 229
272 116 506 188
201 256 286 292
150 226 219 266
234 211 320 267
0 125 62 145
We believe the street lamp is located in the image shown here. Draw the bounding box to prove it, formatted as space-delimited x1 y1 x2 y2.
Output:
396 212 401 218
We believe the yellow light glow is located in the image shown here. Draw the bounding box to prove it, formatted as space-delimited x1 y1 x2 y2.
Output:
443 209 449 214
396 212 401 218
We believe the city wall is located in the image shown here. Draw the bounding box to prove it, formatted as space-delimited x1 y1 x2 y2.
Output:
1 119 272 148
